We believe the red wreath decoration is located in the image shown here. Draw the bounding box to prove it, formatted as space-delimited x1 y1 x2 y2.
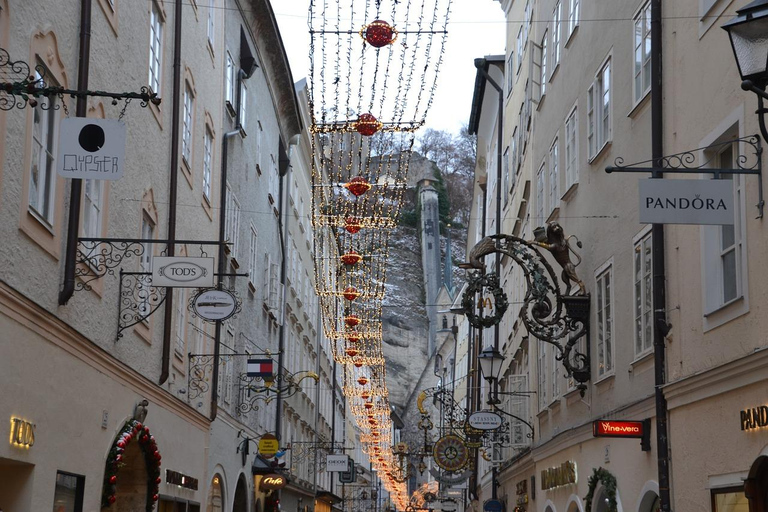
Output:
102 419 161 511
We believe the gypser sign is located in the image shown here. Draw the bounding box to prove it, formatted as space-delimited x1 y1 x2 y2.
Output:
741 404 768 431
540 461 576 491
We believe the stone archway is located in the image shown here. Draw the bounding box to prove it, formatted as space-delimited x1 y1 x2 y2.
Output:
233 474 249 512
746 455 768 512
111 441 147 512
207 474 224 512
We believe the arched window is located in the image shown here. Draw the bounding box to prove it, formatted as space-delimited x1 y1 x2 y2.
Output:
207 474 224 512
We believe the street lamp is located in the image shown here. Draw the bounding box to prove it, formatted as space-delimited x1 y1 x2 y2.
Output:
723 0 768 139
477 347 504 405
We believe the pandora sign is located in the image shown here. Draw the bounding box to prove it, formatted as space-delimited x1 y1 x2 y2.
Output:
639 179 734 225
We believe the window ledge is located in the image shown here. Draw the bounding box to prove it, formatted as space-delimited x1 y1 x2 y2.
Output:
225 101 236 118
588 140 612 165
248 280 256 294
593 372 615 386
561 181 578 201
548 397 561 410
564 25 579 48
627 90 651 119
563 386 582 399
703 295 744 319
630 349 654 368
536 408 549 420
550 63 560 82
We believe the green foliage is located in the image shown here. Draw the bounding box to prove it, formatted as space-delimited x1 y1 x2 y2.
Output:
431 164 451 228
584 467 618 512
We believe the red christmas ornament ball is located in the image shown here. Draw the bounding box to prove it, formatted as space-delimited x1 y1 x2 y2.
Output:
116 440 125 449
345 217 362 234
108 495 117 505
364 20 396 48
109 475 117 484
343 287 360 301
157 476 162 484
356 113 381 137
153 494 159 502
154 451 162 461
345 176 372 197
340 251 362 266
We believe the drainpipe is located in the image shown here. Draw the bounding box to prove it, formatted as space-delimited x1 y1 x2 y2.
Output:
159 0 183 385
275 135 301 440
209 129 240 421
650 0 672 510
58 0 92 305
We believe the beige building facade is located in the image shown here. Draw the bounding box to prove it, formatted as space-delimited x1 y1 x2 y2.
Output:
466 0 768 511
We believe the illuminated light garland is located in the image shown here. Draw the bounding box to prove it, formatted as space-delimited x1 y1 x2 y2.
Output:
344 217 363 234
360 20 398 48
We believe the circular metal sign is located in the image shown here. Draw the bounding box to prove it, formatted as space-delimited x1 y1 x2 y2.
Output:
432 435 469 473
193 289 237 321
259 433 279 458
468 410 503 431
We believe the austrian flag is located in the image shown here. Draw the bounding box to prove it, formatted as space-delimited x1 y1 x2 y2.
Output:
247 359 274 378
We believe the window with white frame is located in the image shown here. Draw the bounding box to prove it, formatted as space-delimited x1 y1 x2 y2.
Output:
29 67 58 226
269 154 278 201
517 28 523 73
225 183 241 259
524 0 532 42
239 80 247 131
588 59 611 159
207 0 215 47
540 31 548 97
203 127 213 201
148 2 163 94
221 331 234 404
503 147 510 207
565 106 578 189
82 180 103 238
248 224 258 286
550 344 560 401
633 229 653 356
225 50 235 109
182 84 193 164
506 52 514 95
595 262 614 378
568 0 579 38
549 138 559 212
702 141 746 314
552 2 561 68
633 2 651 104
511 127 518 174
536 163 546 226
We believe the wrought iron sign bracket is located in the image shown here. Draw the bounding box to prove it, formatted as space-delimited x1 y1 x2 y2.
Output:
606 134 764 218
116 270 166 341
0 48 160 111
187 351 276 400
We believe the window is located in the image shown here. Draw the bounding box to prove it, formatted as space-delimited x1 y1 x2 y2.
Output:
225 183 241 259
711 487 748 511
148 2 163 94
524 0 532 42
541 31 548 96
565 107 578 189
248 224 258 286
53 471 85 512
633 229 653 356
568 0 579 38
225 50 235 109
588 59 611 158
516 28 523 73
511 127 518 174
29 67 57 226
634 2 651 103
220 335 234 404
549 138 559 212
207 0 215 47
182 84 193 164
550 344 560 401
596 262 614 378
536 163 546 225
139 214 155 317
503 147 510 207
506 52 514 95
239 80 247 131
552 2 561 68
203 128 213 201
82 180 103 238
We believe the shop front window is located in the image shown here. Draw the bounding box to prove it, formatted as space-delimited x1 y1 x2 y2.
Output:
711 487 748 512
52 471 85 512
207 475 224 512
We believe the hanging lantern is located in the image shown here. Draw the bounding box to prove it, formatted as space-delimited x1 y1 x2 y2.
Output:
344 314 361 327
345 217 362 234
361 20 397 48
345 176 372 197
353 360 365 368
346 331 362 343
340 251 363 266
358 376 370 386
346 347 359 357
355 113 383 137
361 391 372 400
343 287 360 301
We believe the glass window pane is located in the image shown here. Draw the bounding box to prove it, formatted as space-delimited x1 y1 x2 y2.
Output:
52 472 82 512
713 490 748 511
722 249 737 302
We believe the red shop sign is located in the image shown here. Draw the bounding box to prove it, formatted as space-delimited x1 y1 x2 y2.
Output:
592 420 645 439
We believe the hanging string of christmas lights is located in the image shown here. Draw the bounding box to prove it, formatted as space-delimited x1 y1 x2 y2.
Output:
306 0 453 507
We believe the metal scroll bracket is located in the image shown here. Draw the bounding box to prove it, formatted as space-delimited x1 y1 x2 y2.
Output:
605 134 764 219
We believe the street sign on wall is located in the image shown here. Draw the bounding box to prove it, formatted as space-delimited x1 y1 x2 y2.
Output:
468 410 503 430
152 257 214 288
192 289 237 322
57 118 126 180
639 178 734 225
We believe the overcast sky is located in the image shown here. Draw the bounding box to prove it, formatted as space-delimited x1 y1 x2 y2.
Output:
273 0 506 135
